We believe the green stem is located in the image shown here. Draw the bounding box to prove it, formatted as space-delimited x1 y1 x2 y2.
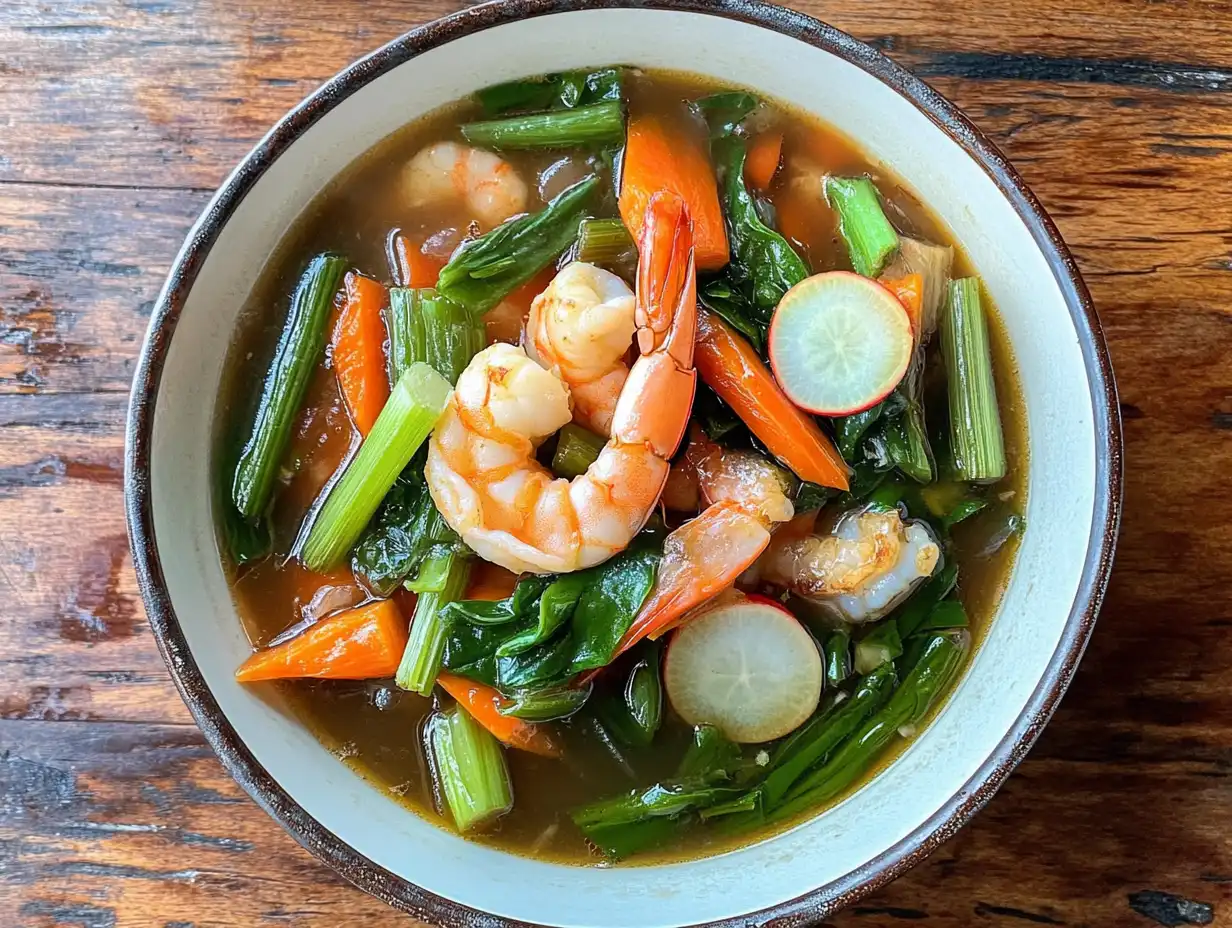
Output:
232 253 347 520
776 630 969 819
397 553 472 694
576 217 635 266
429 706 513 831
942 278 1006 482
461 100 625 150
437 175 597 314
551 423 606 478
299 362 451 571
825 176 900 278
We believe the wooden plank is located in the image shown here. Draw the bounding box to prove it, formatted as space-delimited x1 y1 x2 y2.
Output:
0 184 210 395
1 720 1225 927
0 392 189 725
3 0 1232 188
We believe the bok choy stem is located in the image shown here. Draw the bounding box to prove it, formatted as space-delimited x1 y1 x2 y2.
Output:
824 176 900 278
942 278 1006 483
429 706 513 831
299 362 451 571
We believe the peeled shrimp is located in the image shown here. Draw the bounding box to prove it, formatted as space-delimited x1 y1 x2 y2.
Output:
402 141 528 229
761 507 941 624
524 262 636 435
425 193 697 575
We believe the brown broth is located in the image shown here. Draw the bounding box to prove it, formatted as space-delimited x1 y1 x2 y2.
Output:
215 67 1028 866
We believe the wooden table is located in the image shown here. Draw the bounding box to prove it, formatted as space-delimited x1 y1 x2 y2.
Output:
2 1 1228 925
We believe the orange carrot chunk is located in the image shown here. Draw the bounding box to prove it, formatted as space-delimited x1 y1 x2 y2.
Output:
619 114 729 271
332 272 390 436
235 599 407 683
436 672 562 758
881 273 925 338
391 232 445 288
694 309 849 490
744 132 783 191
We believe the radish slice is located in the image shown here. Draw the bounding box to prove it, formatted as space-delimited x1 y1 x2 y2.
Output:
769 271 913 416
664 597 822 743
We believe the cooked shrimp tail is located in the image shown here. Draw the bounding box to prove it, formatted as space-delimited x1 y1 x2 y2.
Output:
616 192 698 459
614 502 771 657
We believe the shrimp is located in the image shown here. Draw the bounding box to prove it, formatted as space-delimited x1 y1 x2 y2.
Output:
524 261 636 436
761 507 941 624
425 193 697 575
613 431 796 656
402 141 529 229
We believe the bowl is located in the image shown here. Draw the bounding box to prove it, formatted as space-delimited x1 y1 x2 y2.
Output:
124 1 1122 925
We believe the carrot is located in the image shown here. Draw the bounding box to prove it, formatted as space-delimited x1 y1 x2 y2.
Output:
391 232 445 288
482 265 554 344
619 114 728 271
332 272 390 436
694 309 850 490
744 132 783 191
436 672 561 758
881 273 924 337
235 599 407 683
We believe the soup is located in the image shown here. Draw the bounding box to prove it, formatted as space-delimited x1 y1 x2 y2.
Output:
216 68 1026 865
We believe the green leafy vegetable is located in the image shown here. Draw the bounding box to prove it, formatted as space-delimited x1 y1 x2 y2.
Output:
439 538 661 691
854 620 904 674
476 68 623 116
593 641 663 747
697 279 765 352
893 560 957 639
823 629 852 687
499 681 593 722
776 630 969 819
551 423 606 479
352 450 462 596
437 175 597 314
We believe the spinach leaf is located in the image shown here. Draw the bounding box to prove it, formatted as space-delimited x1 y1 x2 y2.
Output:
353 450 463 596
477 68 623 116
439 534 662 691
710 133 809 327
698 278 765 352
693 91 758 139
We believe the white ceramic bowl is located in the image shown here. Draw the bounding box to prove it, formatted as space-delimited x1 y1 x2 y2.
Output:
125 2 1122 925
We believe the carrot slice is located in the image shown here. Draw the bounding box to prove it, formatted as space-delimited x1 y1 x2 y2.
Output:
694 309 849 490
619 114 728 271
436 672 562 758
391 232 445 288
235 599 407 683
744 132 783 191
881 273 924 337
332 272 390 436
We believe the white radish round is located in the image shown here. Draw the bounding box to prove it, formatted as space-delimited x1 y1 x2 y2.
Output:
664 597 822 743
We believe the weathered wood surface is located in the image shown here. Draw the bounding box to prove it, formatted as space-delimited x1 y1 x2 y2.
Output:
1 0 1229 925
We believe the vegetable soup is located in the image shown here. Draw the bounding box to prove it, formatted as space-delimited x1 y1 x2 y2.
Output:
216 68 1026 865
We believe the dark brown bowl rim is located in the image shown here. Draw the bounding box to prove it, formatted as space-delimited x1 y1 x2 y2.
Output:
124 1 1123 925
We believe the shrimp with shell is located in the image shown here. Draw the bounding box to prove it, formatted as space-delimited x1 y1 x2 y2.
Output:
425 193 697 575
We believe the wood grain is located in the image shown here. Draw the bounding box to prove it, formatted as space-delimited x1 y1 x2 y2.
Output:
1 0 1229 925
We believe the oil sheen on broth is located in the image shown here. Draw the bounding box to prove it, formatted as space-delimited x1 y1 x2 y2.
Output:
216 68 1027 865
